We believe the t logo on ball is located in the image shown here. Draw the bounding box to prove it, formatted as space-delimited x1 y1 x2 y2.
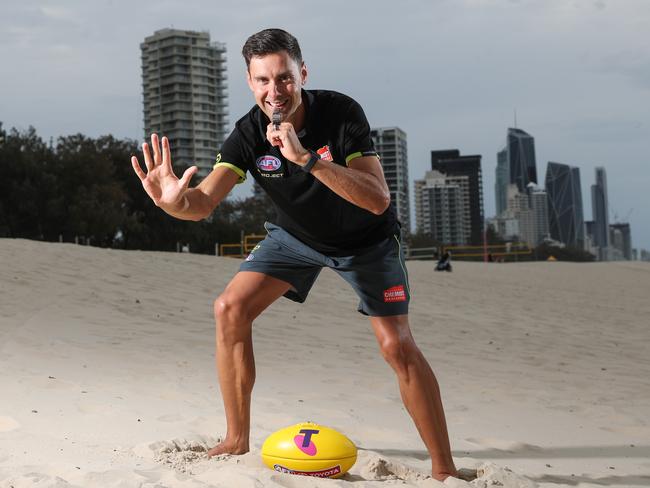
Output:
294 429 319 456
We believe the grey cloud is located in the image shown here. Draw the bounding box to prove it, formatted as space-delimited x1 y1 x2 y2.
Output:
1 0 649 249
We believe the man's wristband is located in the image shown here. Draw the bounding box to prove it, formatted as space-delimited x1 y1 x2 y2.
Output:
301 150 320 173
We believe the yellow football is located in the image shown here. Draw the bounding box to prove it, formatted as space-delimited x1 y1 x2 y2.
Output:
261 422 357 478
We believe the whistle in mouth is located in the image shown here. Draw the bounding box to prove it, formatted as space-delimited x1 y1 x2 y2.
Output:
272 110 282 130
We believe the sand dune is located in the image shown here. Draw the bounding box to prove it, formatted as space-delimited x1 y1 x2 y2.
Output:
1 238 649 487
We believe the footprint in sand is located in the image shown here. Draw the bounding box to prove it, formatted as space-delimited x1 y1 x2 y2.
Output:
133 435 222 474
466 437 542 452
156 413 184 422
359 454 429 482
0 416 20 432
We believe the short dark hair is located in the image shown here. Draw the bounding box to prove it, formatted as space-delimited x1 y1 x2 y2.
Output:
242 28 303 69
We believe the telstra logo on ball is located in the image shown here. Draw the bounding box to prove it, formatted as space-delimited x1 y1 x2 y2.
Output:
294 429 319 456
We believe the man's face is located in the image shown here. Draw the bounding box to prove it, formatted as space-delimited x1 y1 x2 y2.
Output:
247 51 307 123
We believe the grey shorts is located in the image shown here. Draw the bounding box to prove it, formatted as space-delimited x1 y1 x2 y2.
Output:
239 222 410 317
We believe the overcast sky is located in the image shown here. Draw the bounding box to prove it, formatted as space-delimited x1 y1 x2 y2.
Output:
1 0 648 250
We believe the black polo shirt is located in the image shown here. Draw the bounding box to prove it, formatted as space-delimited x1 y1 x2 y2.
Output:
214 89 398 255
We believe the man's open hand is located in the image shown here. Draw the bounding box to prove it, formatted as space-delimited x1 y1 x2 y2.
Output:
131 134 198 209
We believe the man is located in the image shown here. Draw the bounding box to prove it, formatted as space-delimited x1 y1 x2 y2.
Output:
132 28 460 481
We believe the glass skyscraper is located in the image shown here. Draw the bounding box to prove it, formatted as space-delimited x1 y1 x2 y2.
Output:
495 148 509 216
591 167 610 259
495 128 537 216
545 162 585 248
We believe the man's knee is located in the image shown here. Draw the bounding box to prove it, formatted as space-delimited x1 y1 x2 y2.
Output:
378 335 419 371
214 292 252 340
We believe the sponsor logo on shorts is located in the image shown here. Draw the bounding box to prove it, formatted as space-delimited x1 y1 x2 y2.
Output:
273 464 341 478
245 244 261 261
317 145 333 161
383 285 406 303
256 155 282 172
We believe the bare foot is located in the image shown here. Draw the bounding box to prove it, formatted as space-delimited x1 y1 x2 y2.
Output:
207 439 249 458
432 468 478 482
432 471 457 482
455 468 479 482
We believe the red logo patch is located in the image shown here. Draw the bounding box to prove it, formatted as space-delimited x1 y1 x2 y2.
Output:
383 285 407 303
317 145 333 161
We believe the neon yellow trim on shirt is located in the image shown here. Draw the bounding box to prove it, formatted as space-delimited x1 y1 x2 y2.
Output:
345 151 379 166
214 162 246 183
345 152 363 166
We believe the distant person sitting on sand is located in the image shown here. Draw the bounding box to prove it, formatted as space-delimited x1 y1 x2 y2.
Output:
435 251 452 272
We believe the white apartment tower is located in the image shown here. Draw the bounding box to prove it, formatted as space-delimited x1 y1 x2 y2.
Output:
495 183 549 246
414 170 470 245
371 127 410 232
141 29 228 176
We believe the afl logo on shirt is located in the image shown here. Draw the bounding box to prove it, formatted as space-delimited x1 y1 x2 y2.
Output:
256 155 282 172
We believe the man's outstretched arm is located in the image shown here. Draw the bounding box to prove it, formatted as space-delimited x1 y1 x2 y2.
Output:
132 134 239 221
164 167 240 221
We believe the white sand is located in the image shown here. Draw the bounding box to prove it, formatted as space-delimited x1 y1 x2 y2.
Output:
1 238 649 488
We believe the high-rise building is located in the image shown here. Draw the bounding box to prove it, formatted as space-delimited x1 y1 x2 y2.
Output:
545 162 585 248
527 184 550 245
495 128 538 216
371 127 410 232
495 149 509 215
414 170 469 245
431 150 484 244
493 183 548 246
609 223 632 260
504 185 531 243
141 29 228 177
591 167 610 260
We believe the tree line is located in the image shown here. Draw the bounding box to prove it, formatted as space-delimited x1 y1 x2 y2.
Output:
0 122 274 254
0 122 593 261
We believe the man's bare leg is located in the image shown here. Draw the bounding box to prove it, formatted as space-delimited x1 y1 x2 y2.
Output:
369 314 458 481
207 271 291 457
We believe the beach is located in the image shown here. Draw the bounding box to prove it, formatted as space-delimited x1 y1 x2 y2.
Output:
1 238 649 487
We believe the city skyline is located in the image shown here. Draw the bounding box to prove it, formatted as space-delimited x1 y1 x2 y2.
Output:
1 1 648 249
